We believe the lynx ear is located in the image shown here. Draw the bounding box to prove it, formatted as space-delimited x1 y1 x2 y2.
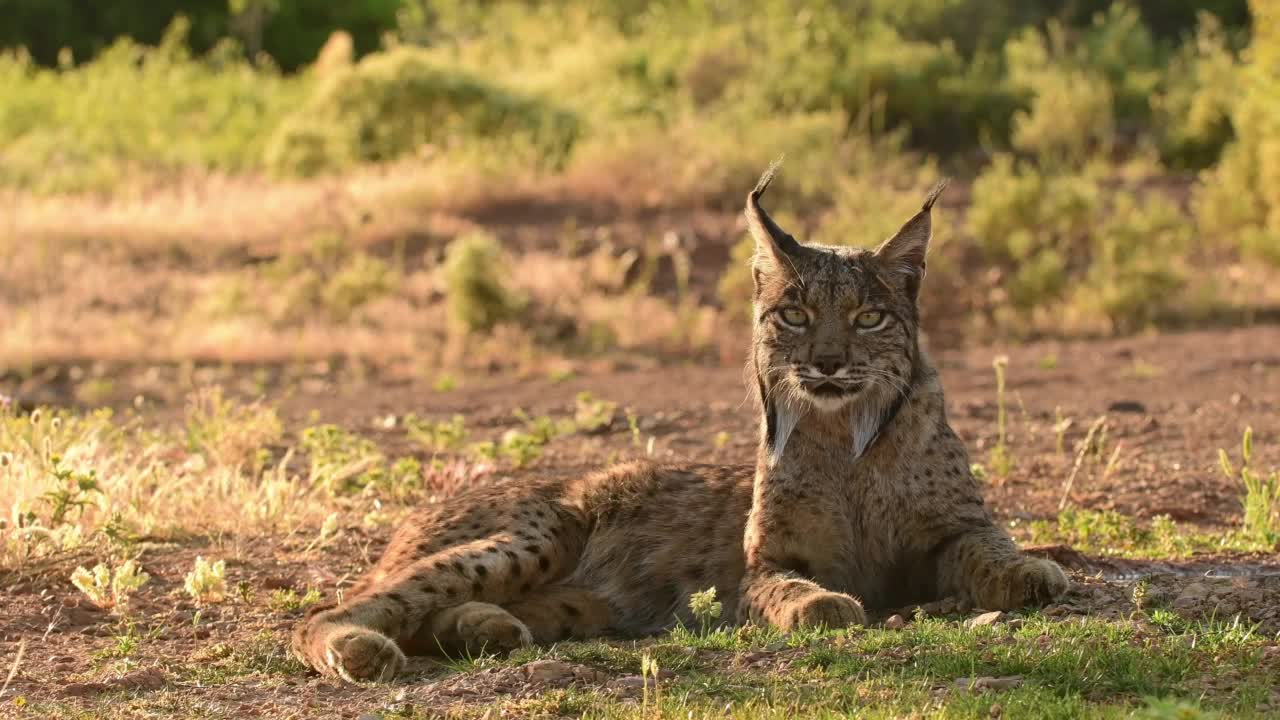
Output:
746 157 802 283
875 179 949 286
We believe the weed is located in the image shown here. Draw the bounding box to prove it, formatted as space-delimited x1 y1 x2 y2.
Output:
640 650 661 712
70 560 149 612
1218 427 1280 546
185 387 283 469
1053 406 1073 457
41 456 100 526
988 355 1014 478
1059 415 1108 510
93 621 145 663
184 556 228 604
688 587 723 637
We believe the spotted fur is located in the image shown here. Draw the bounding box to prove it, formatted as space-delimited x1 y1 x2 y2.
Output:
291 165 1067 682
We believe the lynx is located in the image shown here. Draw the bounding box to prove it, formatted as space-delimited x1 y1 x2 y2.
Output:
292 163 1069 682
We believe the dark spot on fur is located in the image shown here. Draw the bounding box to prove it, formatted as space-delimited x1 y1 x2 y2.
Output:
473 564 488 577
520 582 532 593
537 555 550 571
561 602 580 618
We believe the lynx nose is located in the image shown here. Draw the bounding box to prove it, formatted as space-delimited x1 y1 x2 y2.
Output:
812 354 845 377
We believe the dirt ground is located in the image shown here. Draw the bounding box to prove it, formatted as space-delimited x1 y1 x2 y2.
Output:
3 323 1279 717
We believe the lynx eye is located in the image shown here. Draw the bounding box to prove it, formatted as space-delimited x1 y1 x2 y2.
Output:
853 310 888 331
777 307 809 328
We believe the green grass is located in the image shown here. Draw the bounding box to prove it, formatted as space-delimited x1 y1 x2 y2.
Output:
449 612 1275 720
1027 508 1275 559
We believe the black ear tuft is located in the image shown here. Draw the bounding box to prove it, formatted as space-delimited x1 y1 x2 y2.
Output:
745 156 803 269
921 178 949 213
873 178 949 296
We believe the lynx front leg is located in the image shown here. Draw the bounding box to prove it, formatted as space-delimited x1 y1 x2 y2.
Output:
936 525 1069 610
737 498 865 631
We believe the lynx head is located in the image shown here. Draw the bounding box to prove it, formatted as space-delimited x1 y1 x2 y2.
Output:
745 159 947 463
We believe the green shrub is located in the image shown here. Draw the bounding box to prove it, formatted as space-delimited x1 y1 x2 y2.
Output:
442 232 523 335
1152 13 1240 169
969 155 1190 331
264 45 579 175
1194 0 1280 266
0 18 307 193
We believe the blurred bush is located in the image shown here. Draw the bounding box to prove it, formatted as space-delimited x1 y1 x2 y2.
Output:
265 45 579 175
0 18 307 193
1194 0 1280 266
443 232 525 335
969 155 1191 332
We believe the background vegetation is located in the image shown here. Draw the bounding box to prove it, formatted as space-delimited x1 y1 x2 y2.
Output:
2 0 1277 359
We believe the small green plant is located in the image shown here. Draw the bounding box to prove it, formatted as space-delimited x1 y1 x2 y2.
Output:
688 587 723 636
626 408 642 448
268 588 323 612
406 414 470 453
1218 427 1280 546
988 355 1014 478
93 622 143 663
70 560 150 612
185 556 228 604
573 392 617 434
300 424 418 494
41 456 100 526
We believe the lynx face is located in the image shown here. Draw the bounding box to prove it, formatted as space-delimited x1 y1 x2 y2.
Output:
745 161 946 460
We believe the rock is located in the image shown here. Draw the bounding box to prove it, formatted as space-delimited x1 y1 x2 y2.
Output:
956 675 1023 692
608 675 655 697
966 611 1004 628
884 614 906 630
1107 400 1146 414
1174 582 1212 610
521 659 575 684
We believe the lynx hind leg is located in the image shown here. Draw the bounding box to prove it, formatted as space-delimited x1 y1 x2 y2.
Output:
295 512 587 680
739 571 866 631
412 602 533 656
938 527 1069 610
504 583 613 643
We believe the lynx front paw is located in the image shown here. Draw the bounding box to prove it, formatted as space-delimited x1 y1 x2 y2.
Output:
321 627 406 682
782 591 866 631
977 558 1069 610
